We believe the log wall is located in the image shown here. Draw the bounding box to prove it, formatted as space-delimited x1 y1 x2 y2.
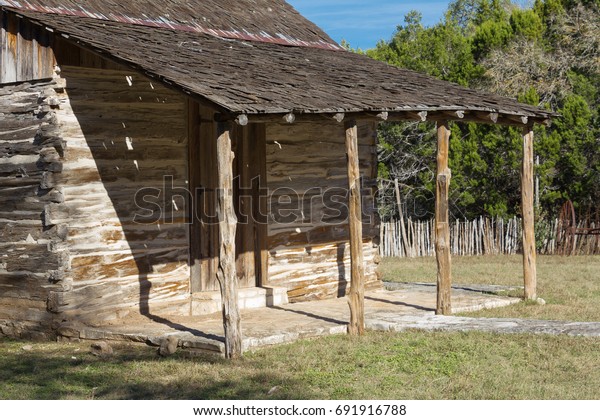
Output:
265 121 382 301
1 26 194 333
0 77 67 338
54 64 191 325
1 27 385 335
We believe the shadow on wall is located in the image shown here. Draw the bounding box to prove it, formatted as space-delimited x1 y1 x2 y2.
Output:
60 61 268 338
60 63 200 332
58 61 377 331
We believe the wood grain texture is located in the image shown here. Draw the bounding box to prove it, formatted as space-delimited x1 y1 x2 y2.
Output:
53 62 190 322
196 104 220 292
233 124 255 289
435 121 452 316
188 99 202 293
345 121 365 336
215 121 242 359
265 121 381 301
252 123 269 287
0 75 68 334
0 10 55 83
521 126 537 300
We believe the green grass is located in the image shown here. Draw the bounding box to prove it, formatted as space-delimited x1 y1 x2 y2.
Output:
2 255 598 400
2 331 600 400
380 255 600 321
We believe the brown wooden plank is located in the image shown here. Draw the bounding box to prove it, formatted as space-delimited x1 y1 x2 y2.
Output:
36 23 55 79
17 17 34 81
188 99 202 293
1 244 68 273
1 11 18 83
234 125 257 288
197 104 220 292
344 120 365 336
31 22 39 79
0 12 54 83
253 123 269 287
521 126 537 300
435 121 452 315
53 35 80 68
215 121 242 359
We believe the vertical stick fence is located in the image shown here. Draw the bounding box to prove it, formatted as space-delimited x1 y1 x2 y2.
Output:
379 217 600 257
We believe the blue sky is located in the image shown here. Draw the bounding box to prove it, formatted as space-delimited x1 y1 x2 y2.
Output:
287 0 451 50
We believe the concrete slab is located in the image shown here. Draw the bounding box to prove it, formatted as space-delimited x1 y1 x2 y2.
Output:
57 282 526 355
366 313 600 338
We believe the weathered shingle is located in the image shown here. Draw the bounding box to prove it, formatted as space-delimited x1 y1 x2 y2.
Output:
0 0 340 50
8 8 555 121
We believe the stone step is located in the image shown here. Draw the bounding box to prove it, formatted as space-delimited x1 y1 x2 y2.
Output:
191 286 289 316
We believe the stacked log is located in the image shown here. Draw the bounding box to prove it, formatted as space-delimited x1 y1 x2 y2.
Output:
0 77 69 338
265 121 382 300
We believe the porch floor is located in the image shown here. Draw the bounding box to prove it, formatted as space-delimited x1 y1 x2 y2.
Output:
57 283 521 355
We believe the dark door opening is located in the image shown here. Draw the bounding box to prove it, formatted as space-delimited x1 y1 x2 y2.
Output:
188 101 267 293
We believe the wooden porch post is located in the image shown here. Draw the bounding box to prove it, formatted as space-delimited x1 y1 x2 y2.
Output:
345 120 365 335
435 121 452 315
216 121 242 358
521 125 537 300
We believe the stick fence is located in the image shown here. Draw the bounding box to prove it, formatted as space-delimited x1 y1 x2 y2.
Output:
379 217 600 257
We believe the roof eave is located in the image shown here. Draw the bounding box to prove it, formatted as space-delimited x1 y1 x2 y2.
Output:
221 108 555 128
8 8 557 128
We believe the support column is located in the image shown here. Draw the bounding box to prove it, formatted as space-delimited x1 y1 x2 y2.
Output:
521 125 537 300
216 121 242 358
345 120 365 335
435 121 452 315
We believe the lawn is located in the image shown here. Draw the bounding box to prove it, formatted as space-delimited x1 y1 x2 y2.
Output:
380 255 600 322
2 255 598 400
2 331 600 400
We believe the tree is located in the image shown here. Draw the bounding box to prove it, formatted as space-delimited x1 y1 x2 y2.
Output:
367 12 483 86
370 0 600 222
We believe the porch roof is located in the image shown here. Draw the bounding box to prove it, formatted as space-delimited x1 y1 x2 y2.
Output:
6 7 556 124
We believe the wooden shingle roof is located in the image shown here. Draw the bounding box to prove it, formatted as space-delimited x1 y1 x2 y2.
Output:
0 0 340 50
4 7 556 125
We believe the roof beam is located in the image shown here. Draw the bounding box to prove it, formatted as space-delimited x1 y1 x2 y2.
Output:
218 110 550 127
332 112 345 123
406 111 428 122
283 113 296 124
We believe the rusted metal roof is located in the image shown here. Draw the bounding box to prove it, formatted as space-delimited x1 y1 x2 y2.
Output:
6 8 555 122
0 0 341 50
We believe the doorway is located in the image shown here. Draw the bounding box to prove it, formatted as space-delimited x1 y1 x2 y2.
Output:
188 101 268 293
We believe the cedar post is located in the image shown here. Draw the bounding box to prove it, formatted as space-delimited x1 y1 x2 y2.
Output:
521 125 537 300
435 121 452 315
345 120 365 335
216 121 242 358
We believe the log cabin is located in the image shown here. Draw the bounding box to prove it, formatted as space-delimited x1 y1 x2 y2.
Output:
0 1 554 356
